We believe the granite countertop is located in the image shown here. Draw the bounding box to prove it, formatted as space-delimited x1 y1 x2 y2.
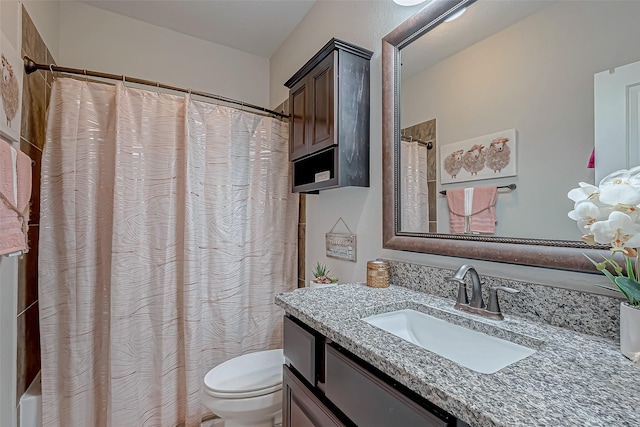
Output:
275 283 640 427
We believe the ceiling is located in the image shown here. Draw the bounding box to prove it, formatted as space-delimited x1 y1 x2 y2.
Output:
78 0 316 58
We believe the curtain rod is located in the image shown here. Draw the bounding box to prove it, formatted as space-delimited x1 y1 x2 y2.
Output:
400 134 433 149
23 56 289 119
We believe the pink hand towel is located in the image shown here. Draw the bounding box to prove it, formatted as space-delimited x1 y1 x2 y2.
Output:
469 186 497 234
446 186 497 234
445 188 466 233
0 140 32 255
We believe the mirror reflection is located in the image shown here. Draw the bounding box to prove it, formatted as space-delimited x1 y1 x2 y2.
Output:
397 0 640 241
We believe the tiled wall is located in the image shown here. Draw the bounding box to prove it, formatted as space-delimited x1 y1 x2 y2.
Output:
16 6 54 400
274 97 306 289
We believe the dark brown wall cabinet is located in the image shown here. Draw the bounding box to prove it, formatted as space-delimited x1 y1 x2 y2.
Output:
282 315 471 427
285 38 372 193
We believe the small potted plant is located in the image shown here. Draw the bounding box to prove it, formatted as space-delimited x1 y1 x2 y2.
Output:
310 262 338 289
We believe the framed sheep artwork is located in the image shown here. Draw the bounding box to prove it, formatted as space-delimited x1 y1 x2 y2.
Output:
440 129 516 184
0 32 22 143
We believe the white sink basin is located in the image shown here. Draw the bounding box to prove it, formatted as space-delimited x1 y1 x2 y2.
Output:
363 309 536 374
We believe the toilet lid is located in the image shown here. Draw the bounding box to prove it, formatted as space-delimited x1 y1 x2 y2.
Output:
204 349 284 399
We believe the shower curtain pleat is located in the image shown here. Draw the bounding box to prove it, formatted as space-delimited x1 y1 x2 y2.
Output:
39 78 298 427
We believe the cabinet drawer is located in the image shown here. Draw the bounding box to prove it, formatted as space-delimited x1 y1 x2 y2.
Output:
283 316 319 385
283 365 345 427
325 344 449 427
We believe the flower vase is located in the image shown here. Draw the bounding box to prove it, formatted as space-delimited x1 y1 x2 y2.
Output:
620 302 640 360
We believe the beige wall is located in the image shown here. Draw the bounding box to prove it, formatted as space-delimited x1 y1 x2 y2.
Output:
57 1 270 107
269 0 612 292
270 0 421 288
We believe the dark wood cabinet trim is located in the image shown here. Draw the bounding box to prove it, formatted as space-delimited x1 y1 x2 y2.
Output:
284 38 373 89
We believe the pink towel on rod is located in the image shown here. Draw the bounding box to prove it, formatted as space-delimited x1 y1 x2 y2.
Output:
0 139 32 255
445 188 466 234
446 186 497 234
469 186 497 233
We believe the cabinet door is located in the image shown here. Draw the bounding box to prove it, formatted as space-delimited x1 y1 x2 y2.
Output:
283 365 345 427
289 77 309 161
309 52 336 155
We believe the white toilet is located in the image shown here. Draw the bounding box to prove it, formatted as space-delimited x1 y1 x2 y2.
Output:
202 349 284 427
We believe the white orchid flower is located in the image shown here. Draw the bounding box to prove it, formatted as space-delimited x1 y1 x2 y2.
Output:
567 182 599 203
599 167 640 206
589 211 640 252
568 200 611 232
599 166 640 188
599 184 640 207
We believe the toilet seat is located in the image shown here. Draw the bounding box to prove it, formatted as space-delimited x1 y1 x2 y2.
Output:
204 349 284 399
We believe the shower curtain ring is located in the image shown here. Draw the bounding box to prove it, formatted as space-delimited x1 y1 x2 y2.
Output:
83 69 87 81
49 64 55 80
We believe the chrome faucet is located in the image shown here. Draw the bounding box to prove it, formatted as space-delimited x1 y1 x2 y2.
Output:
446 264 519 321
448 264 485 309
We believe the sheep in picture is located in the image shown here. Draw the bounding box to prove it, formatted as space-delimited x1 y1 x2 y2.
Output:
443 149 464 179
1 54 19 128
462 144 485 175
485 137 511 173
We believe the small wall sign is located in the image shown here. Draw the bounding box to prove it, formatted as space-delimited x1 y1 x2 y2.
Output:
325 218 356 262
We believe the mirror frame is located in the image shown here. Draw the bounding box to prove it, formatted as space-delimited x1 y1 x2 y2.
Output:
381 0 608 272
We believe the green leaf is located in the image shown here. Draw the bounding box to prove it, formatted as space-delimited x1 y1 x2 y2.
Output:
312 262 328 278
625 256 636 281
593 283 622 293
614 276 640 305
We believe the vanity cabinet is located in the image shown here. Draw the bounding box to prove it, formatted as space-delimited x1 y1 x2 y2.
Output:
282 315 468 427
284 38 372 193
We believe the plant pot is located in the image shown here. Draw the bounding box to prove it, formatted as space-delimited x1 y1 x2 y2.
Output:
309 280 337 290
620 302 640 360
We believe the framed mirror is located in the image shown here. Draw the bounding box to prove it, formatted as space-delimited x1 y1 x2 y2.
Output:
381 0 640 272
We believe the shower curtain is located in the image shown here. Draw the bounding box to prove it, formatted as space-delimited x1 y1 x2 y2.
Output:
400 139 429 232
38 78 298 427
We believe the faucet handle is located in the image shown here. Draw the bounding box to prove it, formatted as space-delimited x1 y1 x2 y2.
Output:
455 281 469 305
446 276 469 305
487 286 519 315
